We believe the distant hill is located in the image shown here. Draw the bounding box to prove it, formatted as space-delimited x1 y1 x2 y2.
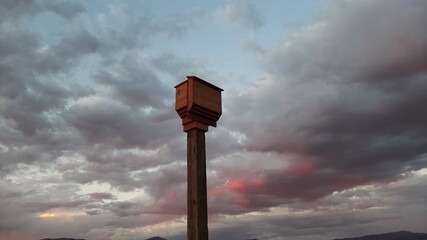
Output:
334 231 427 240
40 238 85 240
41 231 427 240
146 237 167 240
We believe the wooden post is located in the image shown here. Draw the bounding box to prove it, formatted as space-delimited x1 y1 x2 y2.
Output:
175 76 223 240
187 128 208 240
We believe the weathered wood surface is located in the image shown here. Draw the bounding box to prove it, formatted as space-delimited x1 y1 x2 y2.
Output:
175 76 222 240
175 81 188 110
175 76 223 131
191 79 222 114
187 129 208 240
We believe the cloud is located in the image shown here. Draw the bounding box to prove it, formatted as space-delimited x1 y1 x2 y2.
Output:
94 8 199 57
1 0 426 239
0 1 198 237
0 181 33 231
0 0 84 24
0 18 94 174
216 0 264 29
223 0 427 209
89 192 116 200
93 57 169 108
0 0 41 23
44 1 85 21
66 96 156 147
196 171 427 240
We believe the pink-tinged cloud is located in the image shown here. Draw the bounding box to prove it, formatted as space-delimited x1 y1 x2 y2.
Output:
1 1 426 239
228 179 248 192
218 161 373 209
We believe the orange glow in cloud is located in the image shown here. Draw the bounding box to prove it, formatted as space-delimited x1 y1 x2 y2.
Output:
38 211 85 219
39 212 56 218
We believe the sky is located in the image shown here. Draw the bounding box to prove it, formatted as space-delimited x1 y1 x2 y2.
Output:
0 0 426 240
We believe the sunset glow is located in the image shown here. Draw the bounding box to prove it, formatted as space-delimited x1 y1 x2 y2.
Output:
1 1 426 239
39 212 56 218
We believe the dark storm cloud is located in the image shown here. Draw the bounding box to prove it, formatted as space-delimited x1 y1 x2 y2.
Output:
0 0 41 23
0 0 197 173
85 209 102 216
262 0 427 85
64 96 180 149
0 0 84 23
0 5 93 175
53 27 100 61
0 0 95 145
0 1 199 237
93 58 168 108
66 97 151 147
44 1 85 21
223 0 427 209
1 80 72 136
138 162 186 198
0 0 85 23
170 205 398 240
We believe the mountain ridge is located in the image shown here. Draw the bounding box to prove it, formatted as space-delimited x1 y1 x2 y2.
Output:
333 231 427 240
38 231 427 240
